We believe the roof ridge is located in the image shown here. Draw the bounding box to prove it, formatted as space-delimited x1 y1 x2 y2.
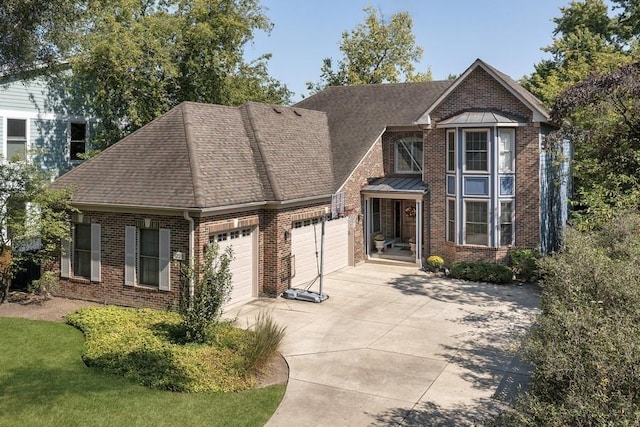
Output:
181 102 206 208
243 103 282 200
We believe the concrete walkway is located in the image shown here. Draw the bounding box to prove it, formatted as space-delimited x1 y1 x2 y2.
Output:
223 263 540 426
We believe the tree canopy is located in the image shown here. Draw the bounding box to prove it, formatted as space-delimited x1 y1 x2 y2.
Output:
523 0 639 106
1 0 291 148
307 6 430 94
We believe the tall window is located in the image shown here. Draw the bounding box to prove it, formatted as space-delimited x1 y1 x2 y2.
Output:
73 223 91 278
395 140 423 173
446 130 456 172
465 201 488 245
7 119 27 161
499 129 514 172
464 130 488 172
139 228 160 286
70 122 87 161
500 201 514 246
447 199 456 243
372 198 381 232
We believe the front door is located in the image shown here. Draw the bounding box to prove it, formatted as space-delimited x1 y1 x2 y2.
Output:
401 200 416 243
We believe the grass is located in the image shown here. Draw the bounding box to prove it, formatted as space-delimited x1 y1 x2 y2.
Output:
0 317 285 427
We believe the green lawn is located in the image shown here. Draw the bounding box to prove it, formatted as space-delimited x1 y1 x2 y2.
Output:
0 317 285 427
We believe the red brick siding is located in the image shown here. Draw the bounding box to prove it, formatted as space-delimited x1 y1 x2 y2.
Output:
339 139 384 264
54 211 189 310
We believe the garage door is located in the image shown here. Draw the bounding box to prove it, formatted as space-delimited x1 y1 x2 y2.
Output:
213 227 255 306
291 217 349 287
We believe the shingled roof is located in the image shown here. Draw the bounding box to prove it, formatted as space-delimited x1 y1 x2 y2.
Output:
295 80 454 189
53 101 334 210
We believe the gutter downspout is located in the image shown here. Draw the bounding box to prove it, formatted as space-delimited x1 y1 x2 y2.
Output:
183 211 195 300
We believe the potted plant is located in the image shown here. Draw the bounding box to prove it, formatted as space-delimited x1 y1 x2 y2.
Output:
408 236 416 254
373 233 385 253
425 255 445 272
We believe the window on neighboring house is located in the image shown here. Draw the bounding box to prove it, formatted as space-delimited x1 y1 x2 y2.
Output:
124 226 171 290
61 222 101 281
395 140 423 173
465 201 488 245
446 130 456 172
499 129 514 172
464 130 488 172
70 122 87 161
6 118 27 161
500 201 514 246
372 198 381 233
446 198 456 243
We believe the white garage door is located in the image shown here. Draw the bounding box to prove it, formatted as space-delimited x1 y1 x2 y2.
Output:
291 217 349 288
213 227 255 306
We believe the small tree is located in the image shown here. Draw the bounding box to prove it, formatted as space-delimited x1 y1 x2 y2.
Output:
179 242 234 343
0 161 74 303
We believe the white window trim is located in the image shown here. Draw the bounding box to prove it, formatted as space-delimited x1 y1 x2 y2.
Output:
499 200 515 247
61 222 101 282
462 175 491 198
124 226 170 290
463 129 490 173
498 128 515 173
4 117 30 162
446 197 457 244
446 129 456 173
463 199 490 246
394 139 423 174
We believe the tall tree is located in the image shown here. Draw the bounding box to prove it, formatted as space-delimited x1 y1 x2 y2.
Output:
307 6 429 93
524 0 637 106
1 0 291 148
549 62 640 229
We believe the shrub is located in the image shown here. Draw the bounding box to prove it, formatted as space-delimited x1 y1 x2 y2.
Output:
66 306 254 392
507 248 542 282
180 242 234 343
449 261 513 284
495 212 640 425
242 312 287 373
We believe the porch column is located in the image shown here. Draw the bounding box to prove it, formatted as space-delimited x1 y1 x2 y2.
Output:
363 197 370 258
416 199 423 264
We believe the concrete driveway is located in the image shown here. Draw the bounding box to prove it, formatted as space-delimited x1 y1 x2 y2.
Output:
223 263 540 426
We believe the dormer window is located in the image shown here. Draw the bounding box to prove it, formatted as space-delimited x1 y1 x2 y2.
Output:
394 139 423 174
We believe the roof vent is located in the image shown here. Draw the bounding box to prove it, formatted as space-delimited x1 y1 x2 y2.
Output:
272 107 282 114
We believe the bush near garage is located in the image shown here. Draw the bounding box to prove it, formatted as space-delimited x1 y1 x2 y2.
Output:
67 306 285 393
449 261 513 284
493 212 640 426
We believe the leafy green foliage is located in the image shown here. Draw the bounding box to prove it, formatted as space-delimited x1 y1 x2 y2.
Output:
497 212 640 425
523 0 637 106
0 317 285 427
66 306 255 392
0 161 74 302
242 312 286 373
2 0 291 149
180 242 234 343
449 261 513 284
549 61 640 229
307 6 429 93
507 248 543 283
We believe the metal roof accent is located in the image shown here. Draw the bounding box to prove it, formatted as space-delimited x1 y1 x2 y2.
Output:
362 177 426 194
438 111 525 127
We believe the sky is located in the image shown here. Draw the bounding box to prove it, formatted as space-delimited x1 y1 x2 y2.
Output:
243 0 573 102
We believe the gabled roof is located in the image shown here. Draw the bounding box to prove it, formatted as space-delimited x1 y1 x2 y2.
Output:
52 101 334 210
417 59 549 125
295 80 454 189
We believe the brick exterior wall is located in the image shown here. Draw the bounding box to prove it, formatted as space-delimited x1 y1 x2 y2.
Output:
339 139 384 264
425 66 541 264
54 211 189 310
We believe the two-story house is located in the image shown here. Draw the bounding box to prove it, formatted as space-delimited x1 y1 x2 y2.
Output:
49 59 569 309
